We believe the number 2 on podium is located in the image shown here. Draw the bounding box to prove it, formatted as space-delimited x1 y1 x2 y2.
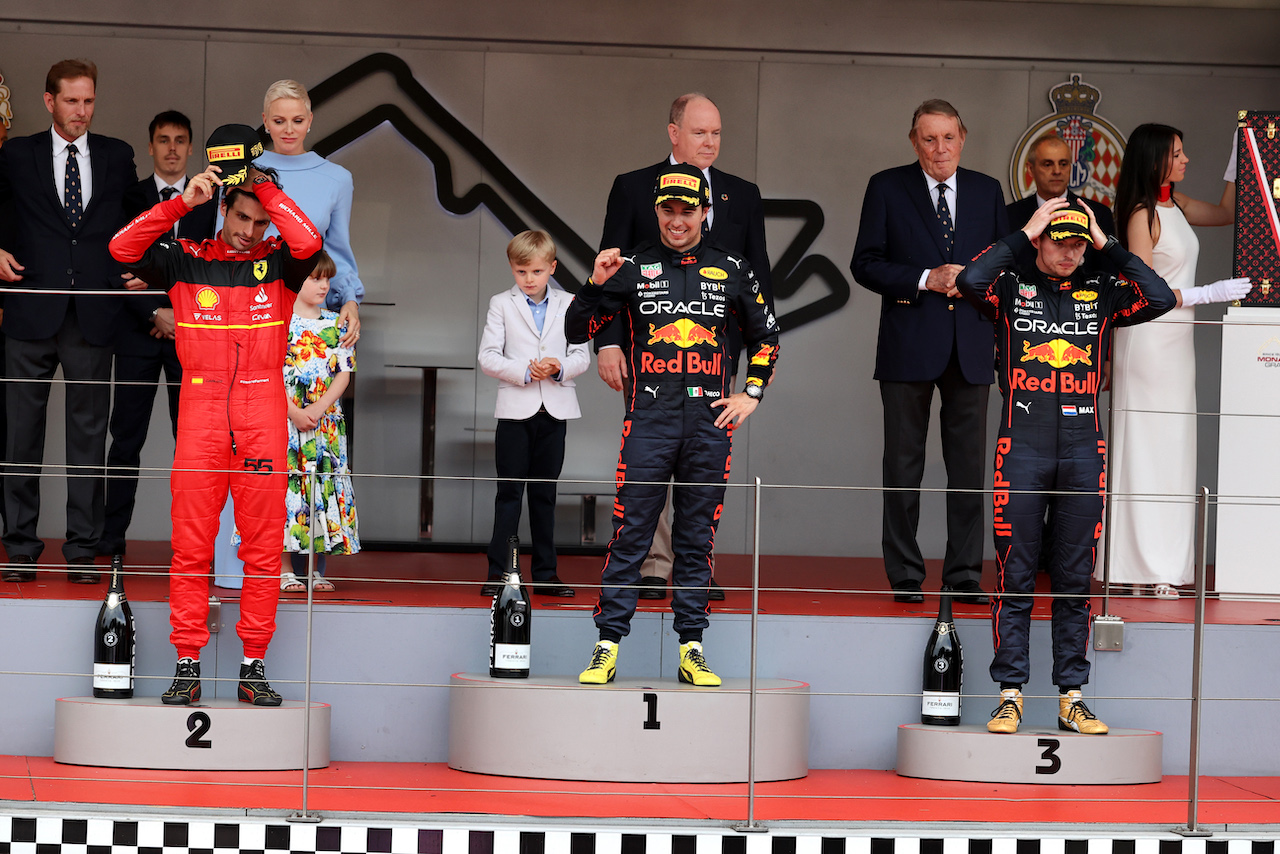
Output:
186 712 212 748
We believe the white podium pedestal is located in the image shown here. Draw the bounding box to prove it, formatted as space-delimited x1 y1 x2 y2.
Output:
896 723 1162 784
448 673 809 783
54 697 330 770
1216 306 1280 598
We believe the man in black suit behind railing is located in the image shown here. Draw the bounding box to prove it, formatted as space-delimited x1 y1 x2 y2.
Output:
0 59 137 583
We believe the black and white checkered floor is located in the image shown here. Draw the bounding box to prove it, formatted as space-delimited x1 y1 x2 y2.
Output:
1 815 1278 854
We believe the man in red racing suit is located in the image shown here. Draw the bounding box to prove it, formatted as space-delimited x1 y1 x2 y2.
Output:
109 153 321 705
957 199 1173 735
565 164 779 687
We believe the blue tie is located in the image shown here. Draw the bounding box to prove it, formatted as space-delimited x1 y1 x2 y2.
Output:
64 142 84 227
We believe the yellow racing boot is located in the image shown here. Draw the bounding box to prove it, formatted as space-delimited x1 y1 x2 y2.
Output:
579 640 618 684
678 641 721 687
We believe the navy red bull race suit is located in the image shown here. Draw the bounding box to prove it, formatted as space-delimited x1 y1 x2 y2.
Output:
566 240 779 642
957 231 1173 688
109 183 321 660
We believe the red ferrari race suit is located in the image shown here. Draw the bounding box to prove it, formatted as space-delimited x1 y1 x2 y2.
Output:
109 184 321 660
565 239 779 642
957 231 1173 688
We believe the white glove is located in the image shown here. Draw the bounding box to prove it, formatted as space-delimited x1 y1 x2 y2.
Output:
1181 277 1252 306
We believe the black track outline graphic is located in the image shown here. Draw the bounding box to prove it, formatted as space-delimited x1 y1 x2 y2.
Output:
299 52 848 332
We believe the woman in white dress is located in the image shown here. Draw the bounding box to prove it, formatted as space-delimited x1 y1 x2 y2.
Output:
1105 124 1248 598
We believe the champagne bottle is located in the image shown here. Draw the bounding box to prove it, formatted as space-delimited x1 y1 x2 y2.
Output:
93 555 136 699
920 593 962 725
489 535 531 678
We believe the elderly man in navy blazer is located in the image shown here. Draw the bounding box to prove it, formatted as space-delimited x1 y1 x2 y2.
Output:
851 99 1007 605
0 59 136 583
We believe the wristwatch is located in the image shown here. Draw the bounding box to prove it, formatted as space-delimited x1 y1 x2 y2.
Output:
744 383 764 402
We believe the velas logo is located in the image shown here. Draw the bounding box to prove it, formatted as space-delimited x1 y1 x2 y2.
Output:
659 174 700 191
195 287 220 309
640 262 662 280
1072 290 1098 301
253 262 268 281
207 144 245 162
648 318 718 348
700 267 728 281
1020 338 1092 368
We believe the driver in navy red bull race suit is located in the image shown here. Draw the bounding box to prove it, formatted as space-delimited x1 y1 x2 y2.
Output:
956 198 1174 735
565 163 779 688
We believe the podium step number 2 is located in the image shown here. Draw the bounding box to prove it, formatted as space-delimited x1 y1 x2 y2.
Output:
54 697 330 771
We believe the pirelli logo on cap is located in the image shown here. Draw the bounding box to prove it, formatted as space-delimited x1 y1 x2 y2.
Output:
659 174 700 191
1046 208 1090 241
207 144 245 162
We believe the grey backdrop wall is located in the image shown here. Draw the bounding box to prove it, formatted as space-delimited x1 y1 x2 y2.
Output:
1 2 1277 561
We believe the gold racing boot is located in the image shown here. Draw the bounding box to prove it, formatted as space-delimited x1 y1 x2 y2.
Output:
987 687 1023 734
1059 690 1109 734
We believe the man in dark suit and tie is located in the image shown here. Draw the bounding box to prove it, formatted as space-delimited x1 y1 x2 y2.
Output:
851 99 1007 604
1006 133 1116 274
0 59 136 583
597 92 772 601
100 110 214 556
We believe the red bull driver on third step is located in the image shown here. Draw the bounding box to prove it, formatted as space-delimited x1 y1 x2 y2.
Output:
956 198 1174 735
566 163 779 687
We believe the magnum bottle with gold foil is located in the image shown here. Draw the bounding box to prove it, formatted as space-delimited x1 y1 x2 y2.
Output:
920 593 962 725
489 536 531 678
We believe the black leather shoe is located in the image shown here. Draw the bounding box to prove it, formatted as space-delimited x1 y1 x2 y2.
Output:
893 583 925 604
3 554 36 582
534 576 575 597
67 555 101 584
943 581 989 605
638 576 667 600
480 582 501 596
708 578 726 601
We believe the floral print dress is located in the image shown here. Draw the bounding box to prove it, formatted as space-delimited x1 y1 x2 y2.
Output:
284 310 360 555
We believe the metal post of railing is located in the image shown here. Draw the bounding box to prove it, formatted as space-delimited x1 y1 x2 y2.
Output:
1174 485 1211 837
734 477 766 832
1100 387 1117 615
290 462 321 823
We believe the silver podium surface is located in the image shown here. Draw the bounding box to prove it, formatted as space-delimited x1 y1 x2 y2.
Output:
896 723 1162 784
54 697 330 770
448 673 809 782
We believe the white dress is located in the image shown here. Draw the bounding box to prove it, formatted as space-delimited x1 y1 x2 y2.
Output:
1103 204 1198 586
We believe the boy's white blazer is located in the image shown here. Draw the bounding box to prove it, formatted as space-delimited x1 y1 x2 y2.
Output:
478 285 590 420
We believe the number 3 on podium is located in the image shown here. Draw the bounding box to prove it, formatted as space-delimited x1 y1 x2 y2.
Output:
1036 738 1061 774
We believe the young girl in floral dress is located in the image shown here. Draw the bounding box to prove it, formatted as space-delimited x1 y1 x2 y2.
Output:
281 250 360 591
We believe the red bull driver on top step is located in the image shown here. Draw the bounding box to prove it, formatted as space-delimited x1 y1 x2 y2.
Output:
956 198 1174 735
566 163 779 688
